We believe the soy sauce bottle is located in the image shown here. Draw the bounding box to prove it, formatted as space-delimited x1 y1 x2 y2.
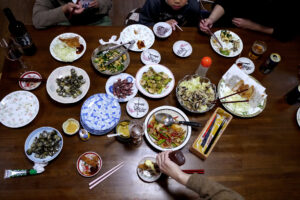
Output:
3 8 36 56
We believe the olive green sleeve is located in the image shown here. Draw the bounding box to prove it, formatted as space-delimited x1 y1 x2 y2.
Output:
32 0 68 29
186 174 244 200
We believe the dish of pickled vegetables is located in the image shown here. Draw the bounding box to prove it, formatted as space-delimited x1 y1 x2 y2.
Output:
210 30 243 57
144 106 191 151
91 44 130 75
136 65 175 98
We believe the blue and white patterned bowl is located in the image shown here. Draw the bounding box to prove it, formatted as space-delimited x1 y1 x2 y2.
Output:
80 93 121 135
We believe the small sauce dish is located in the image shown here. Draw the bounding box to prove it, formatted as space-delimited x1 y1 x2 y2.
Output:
62 118 80 135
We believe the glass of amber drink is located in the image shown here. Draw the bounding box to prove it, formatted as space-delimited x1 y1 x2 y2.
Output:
248 40 267 60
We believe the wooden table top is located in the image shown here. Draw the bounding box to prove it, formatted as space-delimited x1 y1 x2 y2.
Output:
0 26 300 200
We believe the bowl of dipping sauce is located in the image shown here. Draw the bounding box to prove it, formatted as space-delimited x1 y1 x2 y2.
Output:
62 118 80 135
116 120 131 142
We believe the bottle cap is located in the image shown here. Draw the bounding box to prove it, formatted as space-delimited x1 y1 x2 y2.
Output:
201 56 212 68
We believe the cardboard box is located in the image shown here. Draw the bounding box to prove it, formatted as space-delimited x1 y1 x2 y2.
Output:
190 107 232 160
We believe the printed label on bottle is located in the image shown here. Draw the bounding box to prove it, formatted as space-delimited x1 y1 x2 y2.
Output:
15 32 33 47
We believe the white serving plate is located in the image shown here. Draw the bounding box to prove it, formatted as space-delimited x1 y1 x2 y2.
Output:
46 65 90 104
49 32 86 62
0 91 39 128
144 106 192 151
210 30 243 57
120 24 155 52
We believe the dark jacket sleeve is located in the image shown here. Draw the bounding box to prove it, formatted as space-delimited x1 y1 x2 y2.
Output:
186 174 244 200
138 0 162 26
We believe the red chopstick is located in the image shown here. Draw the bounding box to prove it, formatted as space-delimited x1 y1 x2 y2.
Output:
182 169 205 174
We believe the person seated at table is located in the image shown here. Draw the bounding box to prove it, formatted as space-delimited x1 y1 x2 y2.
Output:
126 0 202 30
199 0 297 41
32 0 112 29
156 151 244 200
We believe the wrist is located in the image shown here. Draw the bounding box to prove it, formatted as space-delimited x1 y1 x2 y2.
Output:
175 171 191 185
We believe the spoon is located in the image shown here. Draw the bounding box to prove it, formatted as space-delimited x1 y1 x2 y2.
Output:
107 133 121 138
155 113 201 127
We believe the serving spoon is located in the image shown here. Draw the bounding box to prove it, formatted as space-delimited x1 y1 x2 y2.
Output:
155 113 201 127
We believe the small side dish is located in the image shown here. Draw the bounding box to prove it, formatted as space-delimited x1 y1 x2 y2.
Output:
77 152 102 177
153 22 172 38
62 118 80 135
140 67 172 94
176 75 216 113
56 68 86 98
137 157 161 182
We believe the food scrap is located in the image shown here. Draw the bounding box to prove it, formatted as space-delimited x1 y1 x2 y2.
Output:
156 26 169 36
137 40 145 49
138 159 160 177
78 153 100 176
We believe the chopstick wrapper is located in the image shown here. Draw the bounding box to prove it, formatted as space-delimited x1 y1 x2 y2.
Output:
222 64 267 108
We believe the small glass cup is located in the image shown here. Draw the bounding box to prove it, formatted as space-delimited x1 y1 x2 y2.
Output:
248 40 267 60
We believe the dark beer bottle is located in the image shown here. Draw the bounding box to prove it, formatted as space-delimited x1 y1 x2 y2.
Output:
3 8 36 56
285 85 300 105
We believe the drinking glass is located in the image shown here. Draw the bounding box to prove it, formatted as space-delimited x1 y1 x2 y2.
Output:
248 40 267 60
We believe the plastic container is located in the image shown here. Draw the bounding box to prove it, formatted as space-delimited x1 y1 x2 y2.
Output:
195 56 212 77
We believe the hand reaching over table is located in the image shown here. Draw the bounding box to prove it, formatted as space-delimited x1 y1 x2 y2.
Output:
62 2 84 16
199 18 213 34
166 19 178 31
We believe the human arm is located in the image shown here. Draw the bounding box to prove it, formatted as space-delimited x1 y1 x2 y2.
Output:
32 0 84 29
88 0 112 15
232 18 273 34
199 4 225 34
156 151 244 200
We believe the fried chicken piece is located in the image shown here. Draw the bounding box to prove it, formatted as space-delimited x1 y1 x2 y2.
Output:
240 85 254 99
81 155 99 167
59 36 80 48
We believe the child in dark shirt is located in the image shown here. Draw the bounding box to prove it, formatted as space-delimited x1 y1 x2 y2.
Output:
138 0 201 30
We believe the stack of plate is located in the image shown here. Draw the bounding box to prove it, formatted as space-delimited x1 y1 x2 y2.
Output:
80 93 121 135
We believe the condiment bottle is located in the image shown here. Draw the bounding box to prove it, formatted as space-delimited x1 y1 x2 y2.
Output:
79 129 90 141
169 150 185 166
195 56 212 77
285 84 300 105
3 8 36 56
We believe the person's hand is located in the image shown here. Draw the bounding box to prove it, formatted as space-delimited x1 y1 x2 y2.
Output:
88 0 99 8
166 19 178 31
199 18 214 34
62 2 84 15
232 18 258 30
156 151 190 185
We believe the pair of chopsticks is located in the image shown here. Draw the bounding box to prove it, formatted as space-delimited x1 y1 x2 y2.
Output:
204 118 227 154
175 24 183 31
18 78 45 83
89 162 125 190
211 88 249 104
182 169 204 174
207 28 223 49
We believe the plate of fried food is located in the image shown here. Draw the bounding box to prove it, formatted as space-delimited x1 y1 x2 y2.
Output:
120 24 155 52
91 44 130 75
77 152 102 177
137 157 161 182
50 33 86 62
210 30 243 57
144 106 192 151
46 65 90 104
135 64 175 99
218 65 267 118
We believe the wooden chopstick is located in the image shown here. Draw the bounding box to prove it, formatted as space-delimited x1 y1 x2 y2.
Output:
220 100 249 104
175 24 183 31
18 78 45 83
211 88 249 104
182 169 205 174
89 162 124 189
